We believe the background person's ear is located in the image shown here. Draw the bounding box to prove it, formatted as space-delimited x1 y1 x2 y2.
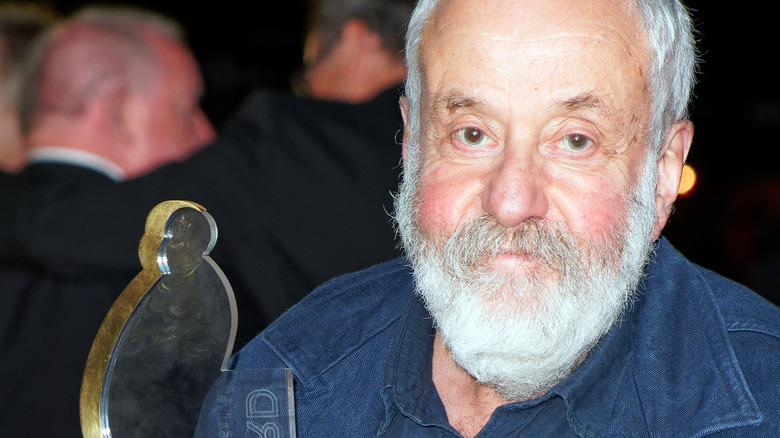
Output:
98 83 130 144
113 87 151 173
653 120 694 239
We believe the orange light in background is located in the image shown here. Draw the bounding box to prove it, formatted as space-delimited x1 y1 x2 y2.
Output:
678 164 696 195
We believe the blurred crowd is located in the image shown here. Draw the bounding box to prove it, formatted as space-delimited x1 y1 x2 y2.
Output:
0 0 777 437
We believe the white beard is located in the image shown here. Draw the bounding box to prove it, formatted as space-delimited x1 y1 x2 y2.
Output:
394 156 658 400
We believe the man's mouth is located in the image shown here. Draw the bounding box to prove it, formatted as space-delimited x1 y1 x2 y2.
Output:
484 247 549 272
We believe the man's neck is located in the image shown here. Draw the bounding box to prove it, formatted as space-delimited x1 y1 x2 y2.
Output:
432 333 515 438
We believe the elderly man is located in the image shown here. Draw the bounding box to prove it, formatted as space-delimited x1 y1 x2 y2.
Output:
195 0 780 436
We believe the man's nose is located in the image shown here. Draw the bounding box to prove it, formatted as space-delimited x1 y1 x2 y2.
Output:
481 147 548 228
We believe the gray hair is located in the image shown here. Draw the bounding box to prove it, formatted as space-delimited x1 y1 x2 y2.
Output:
308 0 415 58
402 0 698 170
629 0 698 159
18 6 184 134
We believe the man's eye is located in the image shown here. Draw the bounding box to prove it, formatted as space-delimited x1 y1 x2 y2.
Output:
455 128 490 147
560 133 592 151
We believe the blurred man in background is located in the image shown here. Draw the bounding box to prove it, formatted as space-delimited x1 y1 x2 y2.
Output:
299 0 409 102
2 6 214 267
0 7 214 437
18 6 214 181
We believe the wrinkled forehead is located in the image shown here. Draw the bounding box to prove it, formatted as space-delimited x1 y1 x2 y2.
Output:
418 0 650 95
421 0 645 48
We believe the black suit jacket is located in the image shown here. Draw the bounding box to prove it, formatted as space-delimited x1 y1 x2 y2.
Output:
2 163 121 265
1 164 131 437
0 267 127 437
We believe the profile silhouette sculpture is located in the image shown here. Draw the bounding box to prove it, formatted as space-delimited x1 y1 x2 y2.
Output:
80 200 237 438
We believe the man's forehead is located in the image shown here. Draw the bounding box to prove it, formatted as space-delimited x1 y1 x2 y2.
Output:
420 0 643 57
417 0 649 116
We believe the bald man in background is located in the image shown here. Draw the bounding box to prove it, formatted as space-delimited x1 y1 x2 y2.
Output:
1 6 214 267
0 7 214 437
18 7 214 180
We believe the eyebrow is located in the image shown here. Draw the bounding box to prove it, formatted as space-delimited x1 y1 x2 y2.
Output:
432 90 615 120
433 90 488 114
556 92 611 115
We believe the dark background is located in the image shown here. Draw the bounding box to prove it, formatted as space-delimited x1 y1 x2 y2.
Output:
24 1 780 302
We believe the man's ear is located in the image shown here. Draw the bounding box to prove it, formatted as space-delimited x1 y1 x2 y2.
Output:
399 95 410 166
104 84 133 145
653 120 694 239
88 82 134 165
114 87 153 176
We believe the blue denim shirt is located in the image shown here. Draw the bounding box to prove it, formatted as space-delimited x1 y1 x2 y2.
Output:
195 239 780 437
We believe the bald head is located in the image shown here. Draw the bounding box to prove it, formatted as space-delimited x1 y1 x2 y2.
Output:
21 7 215 179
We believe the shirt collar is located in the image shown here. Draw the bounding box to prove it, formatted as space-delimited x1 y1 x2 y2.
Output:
382 238 762 436
382 293 452 430
27 146 125 181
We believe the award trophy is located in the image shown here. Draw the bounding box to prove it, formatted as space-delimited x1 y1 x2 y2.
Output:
80 201 295 438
